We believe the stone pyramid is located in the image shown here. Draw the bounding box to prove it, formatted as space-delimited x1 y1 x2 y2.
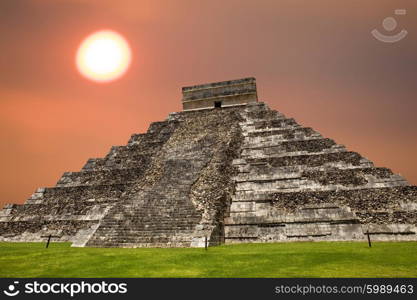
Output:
1 78 416 247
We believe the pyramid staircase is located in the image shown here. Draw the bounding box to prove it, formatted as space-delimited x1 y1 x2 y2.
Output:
0 107 244 247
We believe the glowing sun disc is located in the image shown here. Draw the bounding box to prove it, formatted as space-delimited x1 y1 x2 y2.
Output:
76 30 132 83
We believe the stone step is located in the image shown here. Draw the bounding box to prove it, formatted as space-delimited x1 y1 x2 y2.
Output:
56 167 150 187
88 242 192 248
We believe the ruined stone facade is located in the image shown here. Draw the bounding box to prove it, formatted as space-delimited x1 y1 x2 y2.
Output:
1 78 416 247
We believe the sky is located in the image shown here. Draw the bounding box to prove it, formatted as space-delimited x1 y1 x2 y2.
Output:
0 0 416 207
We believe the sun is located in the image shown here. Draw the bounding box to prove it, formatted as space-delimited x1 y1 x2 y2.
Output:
76 30 132 83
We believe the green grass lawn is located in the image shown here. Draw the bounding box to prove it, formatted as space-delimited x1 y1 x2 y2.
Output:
0 242 416 278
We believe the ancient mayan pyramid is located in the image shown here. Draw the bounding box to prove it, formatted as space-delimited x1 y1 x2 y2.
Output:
1 78 416 247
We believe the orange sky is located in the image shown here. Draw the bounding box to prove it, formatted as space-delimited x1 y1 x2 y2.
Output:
0 0 416 207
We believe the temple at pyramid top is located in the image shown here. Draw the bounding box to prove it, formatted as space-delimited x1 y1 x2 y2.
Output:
182 77 258 111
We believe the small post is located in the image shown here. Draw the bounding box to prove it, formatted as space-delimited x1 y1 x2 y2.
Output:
46 234 52 249
366 231 372 248
205 236 208 251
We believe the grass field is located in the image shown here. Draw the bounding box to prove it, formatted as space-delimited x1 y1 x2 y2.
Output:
0 242 416 278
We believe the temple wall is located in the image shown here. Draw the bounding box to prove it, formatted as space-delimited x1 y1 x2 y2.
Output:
182 77 257 111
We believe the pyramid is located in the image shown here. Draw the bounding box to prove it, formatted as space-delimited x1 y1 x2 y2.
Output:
1 78 416 247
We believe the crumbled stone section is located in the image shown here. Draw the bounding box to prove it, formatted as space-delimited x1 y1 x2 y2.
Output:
225 102 417 243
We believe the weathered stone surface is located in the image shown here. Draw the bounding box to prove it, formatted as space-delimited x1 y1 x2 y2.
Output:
84 108 244 247
1 79 416 246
